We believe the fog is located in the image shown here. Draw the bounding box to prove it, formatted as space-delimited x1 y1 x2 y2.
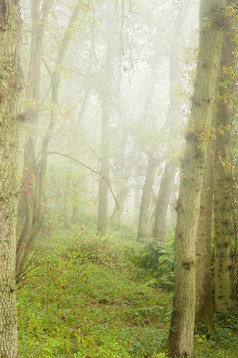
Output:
2 0 237 356
18 0 200 245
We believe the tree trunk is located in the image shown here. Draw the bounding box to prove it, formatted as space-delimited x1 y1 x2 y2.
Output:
153 160 177 241
152 1 188 242
97 101 110 234
214 13 237 313
134 166 142 224
111 186 128 224
16 1 81 275
137 155 158 239
17 0 51 277
195 149 214 331
97 1 116 234
169 1 225 357
0 1 23 356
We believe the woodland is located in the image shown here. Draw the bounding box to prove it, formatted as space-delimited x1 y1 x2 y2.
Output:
0 0 238 357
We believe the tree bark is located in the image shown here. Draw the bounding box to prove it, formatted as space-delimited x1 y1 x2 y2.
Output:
0 1 23 356
169 1 225 357
214 12 237 313
153 160 177 241
137 155 158 239
195 149 214 331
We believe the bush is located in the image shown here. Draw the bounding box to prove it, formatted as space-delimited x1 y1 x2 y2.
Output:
67 231 126 268
127 238 174 290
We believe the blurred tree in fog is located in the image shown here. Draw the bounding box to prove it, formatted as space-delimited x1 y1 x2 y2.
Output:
16 0 201 263
17 0 85 275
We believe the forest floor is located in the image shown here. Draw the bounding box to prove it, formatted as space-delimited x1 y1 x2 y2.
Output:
17 224 238 357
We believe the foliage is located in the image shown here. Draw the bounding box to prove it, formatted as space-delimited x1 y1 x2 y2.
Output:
127 238 174 291
110 223 137 242
18 232 171 357
17 230 238 357
193 311 238 357
44 162 88 230
67 230 126 268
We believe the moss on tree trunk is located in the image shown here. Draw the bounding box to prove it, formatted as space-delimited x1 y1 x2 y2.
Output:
195 149 214 331
214 12 237 313
0 1 23 356
169 0 225 356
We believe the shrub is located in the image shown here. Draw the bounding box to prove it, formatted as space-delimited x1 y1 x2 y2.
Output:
67 231 125 268
127 238 174 290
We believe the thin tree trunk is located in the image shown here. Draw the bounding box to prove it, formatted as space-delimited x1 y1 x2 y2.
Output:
153 160 177 241
16 1 81 275
97 100 110 234
152 1 188 242
111 185 129 224
134 166 141 224
17 0 52 276
169 0 225 356
0 1 23 356
137 155 158 239
97 1 116 234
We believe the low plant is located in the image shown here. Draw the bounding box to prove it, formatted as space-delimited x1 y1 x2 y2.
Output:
127 238 174 290
67 231 126 268
17 233 172 357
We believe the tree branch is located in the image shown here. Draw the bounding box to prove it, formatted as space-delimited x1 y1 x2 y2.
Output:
47 151 120 210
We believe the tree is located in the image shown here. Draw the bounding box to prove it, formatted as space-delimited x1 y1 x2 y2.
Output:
97 0 118 234
195 4 238 328
214 9 237 313
0 1 23 356
195 146 215 330
137 153 159 239
17 0 82 275
169 0 226 356
16 0 53 277
152 1 189 242
153 159 177 241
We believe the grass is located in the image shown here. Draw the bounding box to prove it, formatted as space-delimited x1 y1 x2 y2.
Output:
17 227 238 357
17 229 171 357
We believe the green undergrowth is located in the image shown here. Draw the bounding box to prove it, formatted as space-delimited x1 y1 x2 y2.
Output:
17 228 238 357
17 230 171 357
193 310 238 358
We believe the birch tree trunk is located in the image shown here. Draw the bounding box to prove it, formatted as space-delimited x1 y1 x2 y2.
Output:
169 0 225 356
0 1 23 356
